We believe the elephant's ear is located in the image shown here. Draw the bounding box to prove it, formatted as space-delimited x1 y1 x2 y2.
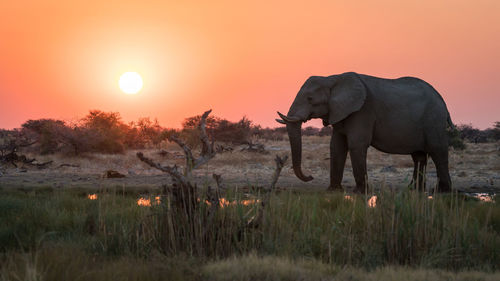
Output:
328 73 367 124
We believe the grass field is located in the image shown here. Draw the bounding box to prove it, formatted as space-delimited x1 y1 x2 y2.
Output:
1 138 499 280
0 185 498 280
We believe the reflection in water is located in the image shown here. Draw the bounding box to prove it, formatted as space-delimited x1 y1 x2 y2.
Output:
342 195 377 207
137 196 161 206
367 196 377 208
207 198 260 208
472 193 494 202
429 193 495 202
137 198 151 206
134 196 260 207
87 192 495 207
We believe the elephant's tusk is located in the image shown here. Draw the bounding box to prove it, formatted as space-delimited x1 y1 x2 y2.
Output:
277 111 301 123
275 119 286 124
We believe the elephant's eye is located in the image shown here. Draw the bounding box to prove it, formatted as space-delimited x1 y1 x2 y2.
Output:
307 96 313 103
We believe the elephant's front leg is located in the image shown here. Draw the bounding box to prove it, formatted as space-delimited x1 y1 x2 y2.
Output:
349 146 369 193
329 132 348 190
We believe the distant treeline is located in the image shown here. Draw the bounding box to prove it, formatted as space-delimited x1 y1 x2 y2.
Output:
0 110 283 155
0 110 498 155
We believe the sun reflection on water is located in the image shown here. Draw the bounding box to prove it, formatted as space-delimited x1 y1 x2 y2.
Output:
137 196 161 206
342 195 377 207
367 195 377 208
473 193 494 202
206 198 261 208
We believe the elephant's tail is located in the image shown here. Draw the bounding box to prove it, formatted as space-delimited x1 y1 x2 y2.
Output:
447 112 455 130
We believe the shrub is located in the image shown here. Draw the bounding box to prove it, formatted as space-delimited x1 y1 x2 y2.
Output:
252 127 286 141
302 126 320 136
129 117 164 148
447 127 466 150
318 126 332 136
21 119 69 154
456 123 500 143
80 110 128 153
182 115 253 144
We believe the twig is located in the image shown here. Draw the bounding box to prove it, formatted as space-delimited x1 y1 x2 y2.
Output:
269 155 288 190
212 173 225 190
136 152 188 186
199 109 214 156
166 109 216 176
194 109 216 169
246 154 288 229
32 160 53 169
168 135 195 173
58 163 80 168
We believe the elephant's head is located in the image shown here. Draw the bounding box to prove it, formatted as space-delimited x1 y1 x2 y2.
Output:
276 72 367 182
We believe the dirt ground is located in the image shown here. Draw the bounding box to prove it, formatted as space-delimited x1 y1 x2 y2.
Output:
0 136 499 194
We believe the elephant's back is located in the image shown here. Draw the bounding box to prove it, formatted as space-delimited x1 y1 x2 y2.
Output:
361 74 448 105
360 74 449 153
360 74 448 117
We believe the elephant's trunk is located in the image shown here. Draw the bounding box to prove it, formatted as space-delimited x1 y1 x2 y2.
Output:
286 121 313 182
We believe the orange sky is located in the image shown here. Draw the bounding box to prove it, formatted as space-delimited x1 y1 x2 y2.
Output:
1 0 499 129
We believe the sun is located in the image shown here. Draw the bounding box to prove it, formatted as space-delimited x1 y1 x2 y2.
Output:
119 72 143 94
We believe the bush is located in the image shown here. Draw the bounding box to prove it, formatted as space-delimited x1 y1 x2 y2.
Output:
302 126 320 136
182 115 253 144
21 119 68 154
456 122 500 143
80 110 127 153
318 126 332 136
447 128 466 150
252 126 286 141
128 117 164 148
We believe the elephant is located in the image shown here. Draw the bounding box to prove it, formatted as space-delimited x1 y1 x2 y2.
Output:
276 72 453 193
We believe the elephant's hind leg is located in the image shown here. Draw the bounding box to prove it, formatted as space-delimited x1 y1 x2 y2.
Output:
429 149 452 193
411 151 428 191
329 132 348 190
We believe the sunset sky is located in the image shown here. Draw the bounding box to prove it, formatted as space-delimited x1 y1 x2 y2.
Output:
1 0 499 129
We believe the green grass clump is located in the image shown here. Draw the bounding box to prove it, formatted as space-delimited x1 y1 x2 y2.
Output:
0 186 499 280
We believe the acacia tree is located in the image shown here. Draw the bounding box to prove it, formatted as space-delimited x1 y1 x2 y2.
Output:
21 119 67 154
182 114 254 144
81 110 128 153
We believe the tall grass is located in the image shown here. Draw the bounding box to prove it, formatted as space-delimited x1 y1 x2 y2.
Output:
0 186 498 278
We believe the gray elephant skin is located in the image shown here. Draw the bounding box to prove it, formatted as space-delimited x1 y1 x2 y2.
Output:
277 72 453 193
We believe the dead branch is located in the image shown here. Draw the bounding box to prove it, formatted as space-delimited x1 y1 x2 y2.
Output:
0 149 52 169
269 155 288 190
202 183 220 238
136 152 188 186
246 154 288 229
216 144 233 153
158 150 170 157
168 135 195 173
199 109 214 157
31 160 53 169
58 163 80 168
212 173 226 190
102 169 126 178
166 109 216 176
240 141 269 154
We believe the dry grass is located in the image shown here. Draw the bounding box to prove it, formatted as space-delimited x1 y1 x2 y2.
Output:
4 249 499 281
0 244 198 281
202 253 337 281
4 137 499 192
203 254 500 281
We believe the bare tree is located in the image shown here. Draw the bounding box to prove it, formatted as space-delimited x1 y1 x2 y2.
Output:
136 110 288 250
